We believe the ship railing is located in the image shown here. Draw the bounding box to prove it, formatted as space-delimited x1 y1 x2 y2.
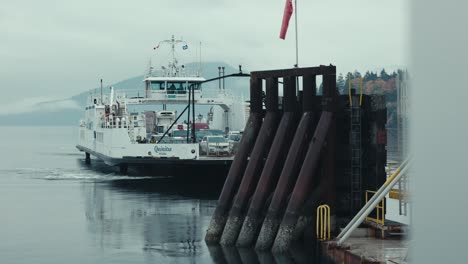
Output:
101 115 129 129
147 69 201 78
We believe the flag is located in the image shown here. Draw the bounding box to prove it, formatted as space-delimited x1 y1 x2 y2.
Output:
279 0 293 39
153 44 160 50
182 44 188 50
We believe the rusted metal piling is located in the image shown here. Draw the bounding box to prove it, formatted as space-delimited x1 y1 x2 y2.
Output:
271 111 334 253
272 73 336 253
205 78 263 244
236 76 300 247
256 71 324 251
220 78 281 246
205 65 387 255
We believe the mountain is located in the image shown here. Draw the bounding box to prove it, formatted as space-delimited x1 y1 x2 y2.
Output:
0 62 251 126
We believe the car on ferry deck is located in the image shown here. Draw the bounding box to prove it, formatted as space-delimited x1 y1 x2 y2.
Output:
200 136 229 155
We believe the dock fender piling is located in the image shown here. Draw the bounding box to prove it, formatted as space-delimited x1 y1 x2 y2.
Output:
205 113 263 244
255 111 317 251
205 76 264 244
220 77 281 246
292 182 325 242
236 102 299 247
255 214 282 251
272 111 334 253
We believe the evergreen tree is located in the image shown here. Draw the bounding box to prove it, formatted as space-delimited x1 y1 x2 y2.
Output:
363 71 371 82
343 72 352 93
380 68 390 81
336 73 345 94
353 70 362 79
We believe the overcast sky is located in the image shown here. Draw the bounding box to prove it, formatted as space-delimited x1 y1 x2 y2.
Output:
0 0 408 105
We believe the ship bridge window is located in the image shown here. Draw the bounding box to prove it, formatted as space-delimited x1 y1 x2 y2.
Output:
150 81 165 90
167 82 187 94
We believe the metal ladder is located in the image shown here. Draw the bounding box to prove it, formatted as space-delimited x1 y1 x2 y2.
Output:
348 75 364 213
350 100 362 212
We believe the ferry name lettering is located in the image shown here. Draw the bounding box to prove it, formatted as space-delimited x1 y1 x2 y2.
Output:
154 146 172 152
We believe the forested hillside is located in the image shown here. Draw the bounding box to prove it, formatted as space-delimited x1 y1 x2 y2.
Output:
336 69 407 130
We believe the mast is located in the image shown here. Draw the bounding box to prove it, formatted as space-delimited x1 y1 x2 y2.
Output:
156 35 186 76
294 0 298 68
100 79 103 105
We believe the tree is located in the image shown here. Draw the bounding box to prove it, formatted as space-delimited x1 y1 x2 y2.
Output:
353 70 362 79
363 71 371 82
380 68 390 81
336 73 345 94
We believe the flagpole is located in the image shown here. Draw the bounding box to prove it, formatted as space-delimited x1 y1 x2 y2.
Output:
294 0 299 96
294 0 298 68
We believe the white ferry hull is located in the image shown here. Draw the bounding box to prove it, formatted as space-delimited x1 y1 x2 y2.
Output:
77 126 199 166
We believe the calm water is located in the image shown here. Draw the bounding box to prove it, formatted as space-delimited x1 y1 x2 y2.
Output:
0 126 326 264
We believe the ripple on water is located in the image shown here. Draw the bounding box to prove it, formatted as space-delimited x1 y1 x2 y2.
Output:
3 167 158 182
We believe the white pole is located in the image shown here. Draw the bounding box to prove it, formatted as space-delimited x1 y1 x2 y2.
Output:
199 41 202 77
294 0 298 67
337 158 411 239
337 162 412 245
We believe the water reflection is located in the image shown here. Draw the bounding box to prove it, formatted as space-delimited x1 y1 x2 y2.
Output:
205 244 335 264
79 160 333 263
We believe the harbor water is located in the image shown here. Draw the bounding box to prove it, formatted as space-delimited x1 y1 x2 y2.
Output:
0 126 329 264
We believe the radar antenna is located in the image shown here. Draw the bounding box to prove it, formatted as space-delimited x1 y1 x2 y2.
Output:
153 35 188 77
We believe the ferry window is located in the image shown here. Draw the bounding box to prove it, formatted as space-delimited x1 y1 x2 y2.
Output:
150 81 165 90
167 82 187 94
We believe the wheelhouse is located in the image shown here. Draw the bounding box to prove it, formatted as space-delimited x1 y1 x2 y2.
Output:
144 77 205 102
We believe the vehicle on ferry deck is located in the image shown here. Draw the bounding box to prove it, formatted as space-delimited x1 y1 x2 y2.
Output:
200 136 229 156
227 133 242 154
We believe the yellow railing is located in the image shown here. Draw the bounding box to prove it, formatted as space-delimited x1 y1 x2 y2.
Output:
365 190 385 225
316 204 331 241
348 76 363 107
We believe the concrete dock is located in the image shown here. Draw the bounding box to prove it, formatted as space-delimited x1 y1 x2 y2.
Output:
324 238 410 264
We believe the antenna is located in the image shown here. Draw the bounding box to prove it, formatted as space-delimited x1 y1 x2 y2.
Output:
222 66 225 91
100 79 103 105
153 35 188 76
147 58 153 76
199 41 202 77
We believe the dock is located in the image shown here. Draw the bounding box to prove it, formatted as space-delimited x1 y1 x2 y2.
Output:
324 237 409 264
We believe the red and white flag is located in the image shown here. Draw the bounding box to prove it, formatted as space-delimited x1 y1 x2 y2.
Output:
279 0 293 39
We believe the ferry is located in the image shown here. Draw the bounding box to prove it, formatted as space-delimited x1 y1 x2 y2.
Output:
76 36 249 176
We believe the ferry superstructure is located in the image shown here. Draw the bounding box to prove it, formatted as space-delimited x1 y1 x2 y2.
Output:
76 36 249 174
